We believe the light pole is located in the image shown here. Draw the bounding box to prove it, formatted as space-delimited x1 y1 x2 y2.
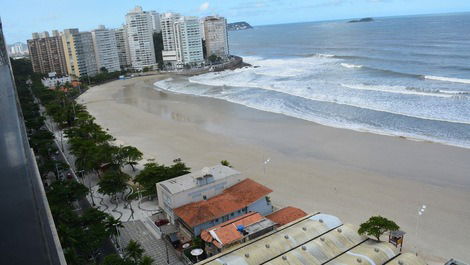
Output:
415 204 426 256
88 172 96 207
264 158 271 177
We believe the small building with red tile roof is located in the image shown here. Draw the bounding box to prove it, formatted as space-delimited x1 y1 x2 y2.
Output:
266 206 308 227
174 178 273 237
201 212 276 256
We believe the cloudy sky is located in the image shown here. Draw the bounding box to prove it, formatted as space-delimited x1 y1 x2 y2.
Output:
2 0 470 43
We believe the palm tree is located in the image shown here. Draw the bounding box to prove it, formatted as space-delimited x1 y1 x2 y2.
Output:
139 256 154 265
124 240 144 262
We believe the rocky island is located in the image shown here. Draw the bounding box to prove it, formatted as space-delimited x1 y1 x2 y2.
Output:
348 17 374 23
227 21 253 31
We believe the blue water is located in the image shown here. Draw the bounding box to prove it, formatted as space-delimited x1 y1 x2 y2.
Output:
156 13 470 148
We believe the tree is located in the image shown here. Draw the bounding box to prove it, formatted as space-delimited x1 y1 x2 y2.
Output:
220 160 232 168
358 216 399 241
119 146 143 171
98 170 130 200
124 240 144 263
134 162 190 196
47 180 89 207
100 67 108 73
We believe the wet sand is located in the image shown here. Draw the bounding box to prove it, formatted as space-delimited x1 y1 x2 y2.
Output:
79 75 470 263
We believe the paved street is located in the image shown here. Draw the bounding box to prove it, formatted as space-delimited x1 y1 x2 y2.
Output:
118 220 184 265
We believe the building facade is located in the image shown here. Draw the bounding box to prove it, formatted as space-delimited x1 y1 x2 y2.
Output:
156 165 244 224
150 11 161 33
61 29 98 77
125 6 156 70
114 26 131 69
91 25 120 73
203 16 230 59
160 12 181 67
27 31 67 75
174 16 204 67
173 178 273 237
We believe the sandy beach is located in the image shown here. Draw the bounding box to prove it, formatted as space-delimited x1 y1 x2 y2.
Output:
79 74 470 263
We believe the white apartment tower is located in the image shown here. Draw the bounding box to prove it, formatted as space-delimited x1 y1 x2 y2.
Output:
125 6 156 70
114 26 131 69
174 16 204 67
203 16 230 59
161 13 204 69
91 25 120 73
160 12 181 67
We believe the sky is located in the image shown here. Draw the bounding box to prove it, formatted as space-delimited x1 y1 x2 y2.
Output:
2 0 470 43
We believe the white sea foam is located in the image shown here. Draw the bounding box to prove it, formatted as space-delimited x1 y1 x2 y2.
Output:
340 84 454 98
341 63 363 69
425 75 470 84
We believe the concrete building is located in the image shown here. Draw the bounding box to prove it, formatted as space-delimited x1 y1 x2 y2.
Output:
27 31 67 75
125 6 156 70
91 25 120 73
156 165 244 224
197 213 426 265
61 29 98 77
203 16 230 59
114 26 131 69
173 178 273 237
174 16 204 67
160 12 181 67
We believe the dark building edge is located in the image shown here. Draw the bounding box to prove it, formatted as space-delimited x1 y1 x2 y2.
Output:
0 18 66 265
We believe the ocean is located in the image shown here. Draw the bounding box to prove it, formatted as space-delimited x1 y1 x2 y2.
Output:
155 13 470 148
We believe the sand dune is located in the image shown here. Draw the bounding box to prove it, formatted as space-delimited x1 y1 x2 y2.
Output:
79 75 470 264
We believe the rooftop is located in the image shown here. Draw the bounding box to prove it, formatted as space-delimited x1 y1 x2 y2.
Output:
266 206 308 227
196 213 425 265
201 212 275 248
158 165 241 195
174 178 272 228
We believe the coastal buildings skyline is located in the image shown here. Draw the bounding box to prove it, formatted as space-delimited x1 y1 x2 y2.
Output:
25 6 231 76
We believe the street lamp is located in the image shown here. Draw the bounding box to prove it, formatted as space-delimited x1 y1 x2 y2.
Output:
415 204 426 256
263 158 271 177
88 172 96 207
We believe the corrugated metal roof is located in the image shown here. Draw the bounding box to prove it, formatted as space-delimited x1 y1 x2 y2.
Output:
197 213 426 265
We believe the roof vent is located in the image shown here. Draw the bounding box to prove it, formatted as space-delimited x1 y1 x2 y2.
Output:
357 258 362 263
302 227 307 231
265 244 270 248
284 235 289 239
282 256 287 260
301 246 307 251
245 253 249 258
337 228 342 233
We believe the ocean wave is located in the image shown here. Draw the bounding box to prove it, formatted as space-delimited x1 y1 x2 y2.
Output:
340 63 363 69
340 84 454 98
153 80 470 149
424 75 470 84
187 77 470 125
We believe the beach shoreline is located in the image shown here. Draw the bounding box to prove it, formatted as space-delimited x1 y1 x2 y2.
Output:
79 74 470 263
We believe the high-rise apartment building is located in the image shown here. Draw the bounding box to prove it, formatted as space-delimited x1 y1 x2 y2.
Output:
61 29 98 77
161 14 204 68
203 16 230 59
27 31 67 75
150 11 161 33
114 26 131 69
160 12 181 67
125 6 156 70
91 25 120 73
174 16 204 67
